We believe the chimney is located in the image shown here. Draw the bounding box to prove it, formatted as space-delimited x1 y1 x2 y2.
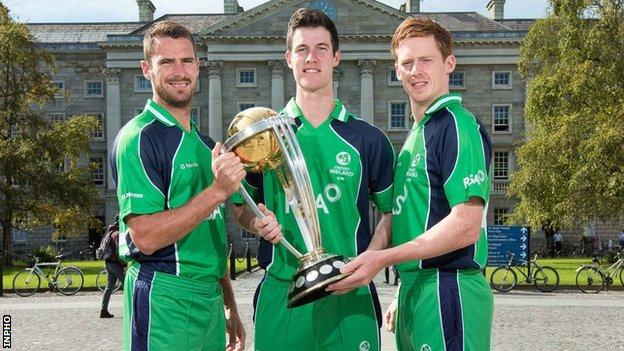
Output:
486 0 506 20
137 0 155 22
224 0 244 14
403 0 420 13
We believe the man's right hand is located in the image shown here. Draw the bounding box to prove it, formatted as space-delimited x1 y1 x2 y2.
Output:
251 204 282 244
211 142 246 196
384 297 398 333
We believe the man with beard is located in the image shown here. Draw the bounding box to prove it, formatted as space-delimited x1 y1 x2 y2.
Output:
110 21 245 351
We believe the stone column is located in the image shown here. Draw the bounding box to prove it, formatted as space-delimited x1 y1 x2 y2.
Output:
358 59 376 124
205 60 223 141
103 68 121 190
269 60 284 110
333 69 342 99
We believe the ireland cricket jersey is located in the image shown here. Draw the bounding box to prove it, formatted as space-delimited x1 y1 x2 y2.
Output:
111 99 227 282
233 98 395 281
392 93 492 272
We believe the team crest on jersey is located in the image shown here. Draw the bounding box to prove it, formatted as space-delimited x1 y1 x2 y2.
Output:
420 345 432 351
336 151 351 166
359 340 371 351
330 152 354 180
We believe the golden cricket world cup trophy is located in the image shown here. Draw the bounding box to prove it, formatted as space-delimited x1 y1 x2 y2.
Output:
224 107 350 308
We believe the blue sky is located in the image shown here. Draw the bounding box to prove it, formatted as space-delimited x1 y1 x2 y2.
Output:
5 0 551 23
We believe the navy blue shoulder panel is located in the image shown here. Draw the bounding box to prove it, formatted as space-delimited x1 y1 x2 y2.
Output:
330 117 394 254
421 109 478 270
130 122 184 277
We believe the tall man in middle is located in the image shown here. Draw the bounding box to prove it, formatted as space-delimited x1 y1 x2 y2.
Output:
233 8 395 351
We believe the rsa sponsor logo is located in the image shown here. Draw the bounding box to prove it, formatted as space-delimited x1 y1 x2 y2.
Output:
180 162 199 170
205 204 224 221
285 183 342 215
121 192 143 200
462 170 486 188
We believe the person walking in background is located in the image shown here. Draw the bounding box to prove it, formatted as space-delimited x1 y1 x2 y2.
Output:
98 215 126 318
553 231 563 257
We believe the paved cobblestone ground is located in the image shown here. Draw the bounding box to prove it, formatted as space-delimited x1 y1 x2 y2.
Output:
2 270 623 350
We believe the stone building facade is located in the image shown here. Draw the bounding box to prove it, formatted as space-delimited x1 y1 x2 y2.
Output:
16 0 614 256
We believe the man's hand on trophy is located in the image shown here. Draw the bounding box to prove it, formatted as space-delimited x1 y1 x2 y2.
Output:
251 204 283 244
326 250 385 295
211 142 246 196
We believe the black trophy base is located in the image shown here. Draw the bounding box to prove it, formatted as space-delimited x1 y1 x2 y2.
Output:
287 254 349 308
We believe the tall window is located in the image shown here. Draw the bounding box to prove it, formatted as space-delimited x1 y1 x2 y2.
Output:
85 80 103 97
493 208 509 226
492 71 512 89
449 72 465 89
492 104 511 133
90 113 104 139
48 113 66 124
135 75 152 92
493 151 509 180
53 80 65 98
389 102 408 130
236 68 257 87
388 67 401 85
238 102 256 111
241 229 255 239
90 157 104 186
190 108 200 128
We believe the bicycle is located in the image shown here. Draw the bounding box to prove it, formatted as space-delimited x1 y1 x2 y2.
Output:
12 256 84 297
490 252 560 293
575 251 624 293
96 267 122 293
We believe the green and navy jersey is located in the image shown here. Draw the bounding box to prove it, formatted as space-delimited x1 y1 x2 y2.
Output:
392 93 492 272
233 98 395 281
111 99 227 283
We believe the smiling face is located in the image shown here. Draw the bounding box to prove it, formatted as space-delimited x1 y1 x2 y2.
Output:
141 36 199 109
285 27 340 95
394 35 455 111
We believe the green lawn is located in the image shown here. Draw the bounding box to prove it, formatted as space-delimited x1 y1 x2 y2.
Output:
3 258 258 293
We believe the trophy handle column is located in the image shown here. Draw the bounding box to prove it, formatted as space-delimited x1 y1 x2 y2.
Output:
238 185 303 258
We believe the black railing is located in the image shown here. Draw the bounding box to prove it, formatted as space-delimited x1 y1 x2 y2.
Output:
228 240 259 280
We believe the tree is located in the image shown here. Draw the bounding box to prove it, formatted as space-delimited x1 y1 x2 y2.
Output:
509 0 624 230
0 3 100 293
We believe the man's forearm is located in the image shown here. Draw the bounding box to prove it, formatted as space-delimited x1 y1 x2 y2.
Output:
380 200 483 267
219 274 238 313
232 205 258 234
127 185 230 255
367 212 392 251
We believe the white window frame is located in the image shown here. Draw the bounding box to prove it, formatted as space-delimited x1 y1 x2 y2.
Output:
84 80 104 98
236 67 257 88
190 107 200 129
493 151 510 181
88 113 105 140
387 101 409 131
47 112 66 124
449 71 465 89
492 71 512 89
237 101 257 112
90 156 105 186
493 207 509 226
387 66 401 86
134 75 152 92
492 104 512 134
53 80 65 98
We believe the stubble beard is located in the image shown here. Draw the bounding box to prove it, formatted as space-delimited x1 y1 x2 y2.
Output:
153 78 194 109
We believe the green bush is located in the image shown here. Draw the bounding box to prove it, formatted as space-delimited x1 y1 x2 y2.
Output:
28 245 60 263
